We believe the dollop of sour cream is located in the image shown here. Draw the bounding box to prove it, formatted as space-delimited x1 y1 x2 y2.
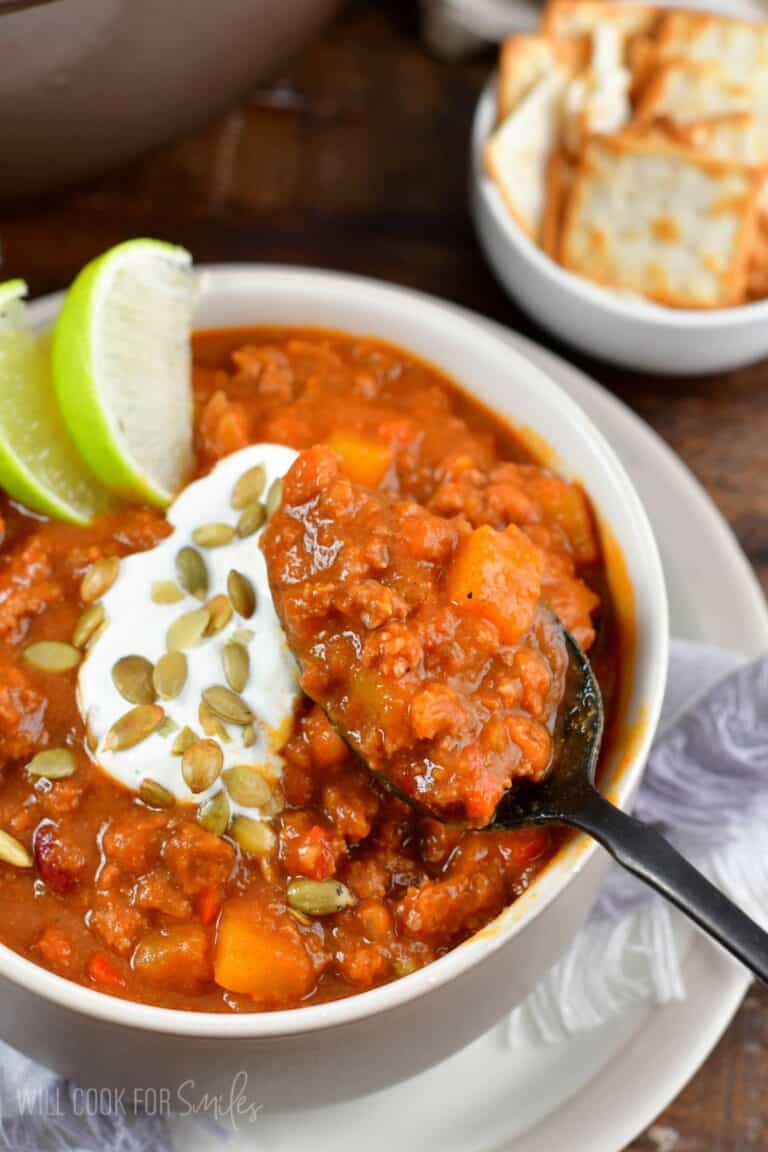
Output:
78 444 300 819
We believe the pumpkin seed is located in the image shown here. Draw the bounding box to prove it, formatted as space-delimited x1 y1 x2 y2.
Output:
236 501 266 539
392 956 418 978
182 739 224 793
0 829 32 868
263 789 285 817
175 546 208 600
158 717 179 739
86 725 98 753
105 705 165 751
231 816 275 857
227 570 256 619
166 609 210 652
271 719 293 754
112 655 156 705
72 603 105 649
151 580 185 605
172 725 198 755
222 764 272 807
223 641 249 693
231 628 254 646
193 522 236 548
27 747 76 780
23 641 82 673
197 790 231 836
265 477 283 519
153 651 188 699
198 700 230 743
203 594 233 637
80 555 120 603
242 723 257 748
202 685 253 726
232 464 267 509
88 621 109 650
286 879 355 917
139 778 175 809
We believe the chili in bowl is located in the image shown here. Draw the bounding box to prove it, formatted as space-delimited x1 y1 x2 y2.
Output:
0 268 667 1106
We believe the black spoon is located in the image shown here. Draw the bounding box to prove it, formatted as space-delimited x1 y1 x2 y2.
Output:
302 608 768 980
491 628 768 983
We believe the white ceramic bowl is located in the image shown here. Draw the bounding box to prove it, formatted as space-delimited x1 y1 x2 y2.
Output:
0 267 668 1108
471 78 768 376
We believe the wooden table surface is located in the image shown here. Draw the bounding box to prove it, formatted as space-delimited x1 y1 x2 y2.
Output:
1 2 766 1147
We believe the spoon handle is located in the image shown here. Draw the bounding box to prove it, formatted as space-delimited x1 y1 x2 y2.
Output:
569 787 768 983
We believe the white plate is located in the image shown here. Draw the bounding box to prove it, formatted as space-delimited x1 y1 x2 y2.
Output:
172 300 767 1152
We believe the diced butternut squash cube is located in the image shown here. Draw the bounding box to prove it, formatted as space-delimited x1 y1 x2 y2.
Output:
132 925 213 993
214 900 315 1005
326 433 393 487
445 524 543 644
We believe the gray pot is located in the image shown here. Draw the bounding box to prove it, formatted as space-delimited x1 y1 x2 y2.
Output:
0 0 340 196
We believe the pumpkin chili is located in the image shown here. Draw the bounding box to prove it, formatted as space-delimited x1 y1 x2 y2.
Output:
262 445 593 828
0 328 617 1011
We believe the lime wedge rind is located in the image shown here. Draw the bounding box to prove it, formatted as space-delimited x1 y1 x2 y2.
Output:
0 283 114 525
52 239 196 508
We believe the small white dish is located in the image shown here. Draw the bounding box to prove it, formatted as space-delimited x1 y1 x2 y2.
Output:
0 267 667 1107
471 77 768 376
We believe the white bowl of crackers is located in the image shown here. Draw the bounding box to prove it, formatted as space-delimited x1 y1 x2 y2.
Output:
471 0 768 374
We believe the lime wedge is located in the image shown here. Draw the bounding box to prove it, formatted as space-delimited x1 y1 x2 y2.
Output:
52 239 197 508
0 280 114 525
0 280 27 310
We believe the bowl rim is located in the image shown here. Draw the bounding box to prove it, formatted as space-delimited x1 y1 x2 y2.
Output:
472 76 768 331
0 265 668 1040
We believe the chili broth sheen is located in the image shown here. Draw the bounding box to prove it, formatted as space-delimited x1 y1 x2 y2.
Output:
0 327 622 1011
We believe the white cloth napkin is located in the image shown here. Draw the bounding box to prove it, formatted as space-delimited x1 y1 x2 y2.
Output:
0 639 765 1146
510 638 767 1044
421 0 768 57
